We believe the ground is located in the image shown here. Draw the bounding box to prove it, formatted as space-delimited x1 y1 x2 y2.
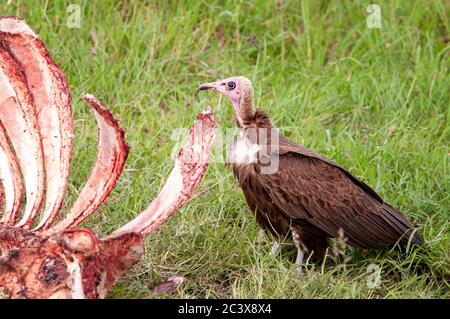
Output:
2 0 448 298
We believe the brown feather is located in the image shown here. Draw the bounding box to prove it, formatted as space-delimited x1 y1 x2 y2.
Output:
232 109 422 258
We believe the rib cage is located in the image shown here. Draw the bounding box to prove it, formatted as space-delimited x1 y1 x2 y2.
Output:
0 17 216 298
0 16 74 230
0 16 125 231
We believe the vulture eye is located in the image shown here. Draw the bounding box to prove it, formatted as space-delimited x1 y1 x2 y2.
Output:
226 81 236 90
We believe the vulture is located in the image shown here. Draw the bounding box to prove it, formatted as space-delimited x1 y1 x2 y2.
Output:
198 76 422 272
0 17 217 298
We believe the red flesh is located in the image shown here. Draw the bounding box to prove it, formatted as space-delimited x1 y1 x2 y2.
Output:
0 226 144 299
49 94 129 234
0 43 45 229
111 109 217 237
0 16 217 299
0 122 23 225
0 16 73 230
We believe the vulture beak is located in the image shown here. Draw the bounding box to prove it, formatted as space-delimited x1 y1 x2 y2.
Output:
197 79 240 115
197 82 215 92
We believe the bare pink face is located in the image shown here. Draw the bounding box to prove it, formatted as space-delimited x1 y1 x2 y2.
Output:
198 76 245 117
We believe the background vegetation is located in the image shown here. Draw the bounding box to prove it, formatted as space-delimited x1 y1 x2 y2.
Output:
2 0 448 298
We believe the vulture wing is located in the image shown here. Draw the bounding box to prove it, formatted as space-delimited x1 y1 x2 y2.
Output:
258 133 422 248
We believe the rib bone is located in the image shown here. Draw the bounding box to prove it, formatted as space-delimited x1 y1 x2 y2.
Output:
0 16 217 299
111 108 217 237
0 122 23 225
0 16 73 230
0 43 45 228
0 107 217 298
49 94 129 234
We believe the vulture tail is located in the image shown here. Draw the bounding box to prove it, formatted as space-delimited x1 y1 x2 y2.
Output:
382 203 423 247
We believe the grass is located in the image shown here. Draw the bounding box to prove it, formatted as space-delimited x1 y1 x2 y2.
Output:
2 0 449 298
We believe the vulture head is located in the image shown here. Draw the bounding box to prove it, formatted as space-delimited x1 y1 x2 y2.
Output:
198 76 255 121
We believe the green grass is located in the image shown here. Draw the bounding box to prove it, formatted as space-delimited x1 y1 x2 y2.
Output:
2 0 449 298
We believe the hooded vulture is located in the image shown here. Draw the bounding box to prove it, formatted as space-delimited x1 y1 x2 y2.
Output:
198 76 422 272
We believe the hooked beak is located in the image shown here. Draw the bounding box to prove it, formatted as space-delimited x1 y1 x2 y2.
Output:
197 79 241 117
197 82 215 92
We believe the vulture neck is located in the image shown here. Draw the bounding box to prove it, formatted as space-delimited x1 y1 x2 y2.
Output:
236 87 256 126
232 108 275 167
236 108 273 133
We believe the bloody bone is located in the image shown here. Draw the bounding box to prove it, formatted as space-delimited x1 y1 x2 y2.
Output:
0 16 73 231
48 94 130 234
0 42 45 228
111 108 216 237
0 16 217 298
0 226 144 299
0 122 23 224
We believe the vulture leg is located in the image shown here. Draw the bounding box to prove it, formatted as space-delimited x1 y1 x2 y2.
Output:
292 229 305 274
269 241 280 256
294 249 305 274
